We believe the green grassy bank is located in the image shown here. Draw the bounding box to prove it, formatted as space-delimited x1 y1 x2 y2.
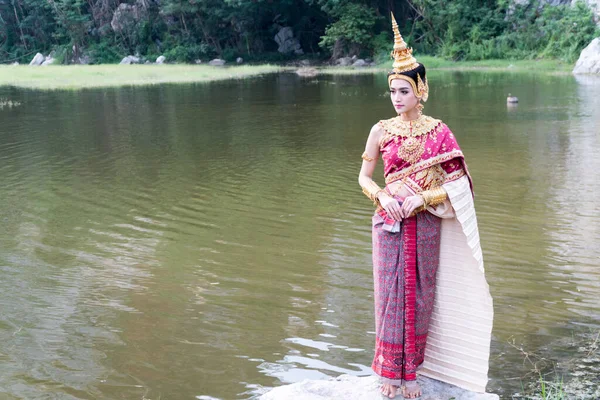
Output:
320 56 574 75
419 56 574 73
0 64 284 90
1 57 574 90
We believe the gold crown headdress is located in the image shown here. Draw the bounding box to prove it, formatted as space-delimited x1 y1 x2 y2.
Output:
388 13 428 102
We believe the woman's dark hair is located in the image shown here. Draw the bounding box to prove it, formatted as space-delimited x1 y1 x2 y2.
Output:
388 63 426 84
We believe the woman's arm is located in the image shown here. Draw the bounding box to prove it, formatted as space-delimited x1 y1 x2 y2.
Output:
358 124 403 221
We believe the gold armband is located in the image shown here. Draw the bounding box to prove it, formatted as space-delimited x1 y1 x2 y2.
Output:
361 152 375 162
361 180 389 206
420 187 447 208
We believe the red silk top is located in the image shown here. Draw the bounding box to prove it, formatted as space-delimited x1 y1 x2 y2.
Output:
378 115 473 194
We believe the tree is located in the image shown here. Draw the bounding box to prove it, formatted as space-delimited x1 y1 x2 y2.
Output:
318 2 380 58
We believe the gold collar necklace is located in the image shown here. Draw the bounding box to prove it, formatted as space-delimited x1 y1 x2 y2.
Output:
382 115 440 138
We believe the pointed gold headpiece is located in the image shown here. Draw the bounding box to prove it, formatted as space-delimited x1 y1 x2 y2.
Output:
390 13 419 74
388 13 428 102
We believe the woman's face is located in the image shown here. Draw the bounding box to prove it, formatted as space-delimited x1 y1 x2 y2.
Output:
390 79 419 115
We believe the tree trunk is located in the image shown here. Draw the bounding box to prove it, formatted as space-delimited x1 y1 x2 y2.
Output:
11 0 27 50
331 38 343 60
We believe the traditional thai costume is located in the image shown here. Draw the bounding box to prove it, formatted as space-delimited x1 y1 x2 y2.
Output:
360 15 494 393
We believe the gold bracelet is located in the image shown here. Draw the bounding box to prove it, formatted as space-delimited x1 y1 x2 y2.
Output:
420 187 447 207
362 187 375 204
361 180 384 206
432 187 447 206
410 204 427 217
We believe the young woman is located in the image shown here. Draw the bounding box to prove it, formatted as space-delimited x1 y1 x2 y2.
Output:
358 15 494 399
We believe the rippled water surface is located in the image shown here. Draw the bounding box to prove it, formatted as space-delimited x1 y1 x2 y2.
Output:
1 72 599 399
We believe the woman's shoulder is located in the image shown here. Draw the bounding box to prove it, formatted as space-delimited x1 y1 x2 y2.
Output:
435 119 456 138
420 114 453 136
368 121 386 137
376 116 396 133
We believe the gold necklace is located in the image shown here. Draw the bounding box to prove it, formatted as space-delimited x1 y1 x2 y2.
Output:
379 115 441 164
384 115 439 138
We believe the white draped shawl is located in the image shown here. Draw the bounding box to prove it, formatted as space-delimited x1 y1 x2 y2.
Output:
419 175 494 393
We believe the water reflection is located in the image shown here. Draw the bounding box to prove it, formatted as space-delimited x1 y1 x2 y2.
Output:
0 72 598 400
553 75 600 318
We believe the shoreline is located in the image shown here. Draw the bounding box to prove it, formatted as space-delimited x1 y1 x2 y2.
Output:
319 56 574 75
0 64 286 90
1 58 575 90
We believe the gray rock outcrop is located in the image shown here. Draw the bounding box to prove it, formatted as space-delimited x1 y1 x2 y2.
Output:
119 55 140 64
259 374 499 400
573 37 600 74
41 57 55 66
29 53 45 66
156 55 166 64
208 58 226 66
510 0 599 20
352 59 368 67
236 57 244 64
274 27 304 55
111 3 145 33
336 57 352 66
513 0 577 6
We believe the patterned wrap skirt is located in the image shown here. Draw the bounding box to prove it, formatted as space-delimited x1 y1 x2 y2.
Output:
371 210 442 384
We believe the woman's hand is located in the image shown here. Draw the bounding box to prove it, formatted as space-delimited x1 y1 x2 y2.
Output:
379 193 403 221
400 195 424 218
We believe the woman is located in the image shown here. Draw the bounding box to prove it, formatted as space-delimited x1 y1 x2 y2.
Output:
358 15 494 399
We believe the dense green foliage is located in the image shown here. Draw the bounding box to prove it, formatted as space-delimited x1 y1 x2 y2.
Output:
0 0 598 64
410 0 599 62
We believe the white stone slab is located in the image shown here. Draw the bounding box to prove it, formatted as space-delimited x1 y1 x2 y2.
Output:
259 374 499 400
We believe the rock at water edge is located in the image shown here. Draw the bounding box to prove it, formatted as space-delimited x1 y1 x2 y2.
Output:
336 57 352 66
120 55 140 64
209 59 226 66
573 37 600 74
29 53 45 66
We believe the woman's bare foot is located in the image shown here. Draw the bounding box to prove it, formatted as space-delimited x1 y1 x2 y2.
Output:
401 380 421 399
380 383 398 398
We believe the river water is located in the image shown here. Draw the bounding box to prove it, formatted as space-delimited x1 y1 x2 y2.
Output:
0 71 599 399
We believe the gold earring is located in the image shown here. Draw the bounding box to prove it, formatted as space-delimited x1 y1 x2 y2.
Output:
416 102 424 116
